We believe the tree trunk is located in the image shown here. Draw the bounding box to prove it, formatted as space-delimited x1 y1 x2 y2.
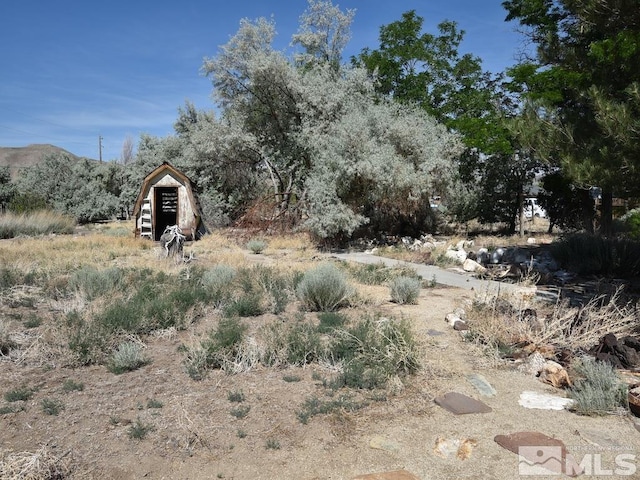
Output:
518 192 525 238
600 189 613 236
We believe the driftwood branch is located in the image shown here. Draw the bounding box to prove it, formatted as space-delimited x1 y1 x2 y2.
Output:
159 225 185 257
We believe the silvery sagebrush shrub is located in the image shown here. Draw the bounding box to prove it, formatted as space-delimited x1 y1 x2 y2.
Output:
296 263 352 311
389 276 421 304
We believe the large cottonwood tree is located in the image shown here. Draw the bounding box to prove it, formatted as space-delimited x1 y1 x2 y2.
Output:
192 1 460 238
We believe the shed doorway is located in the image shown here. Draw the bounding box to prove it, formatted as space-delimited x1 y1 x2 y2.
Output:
154 187 178 240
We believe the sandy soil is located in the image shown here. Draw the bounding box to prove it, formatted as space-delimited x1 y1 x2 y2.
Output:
2 252 640 480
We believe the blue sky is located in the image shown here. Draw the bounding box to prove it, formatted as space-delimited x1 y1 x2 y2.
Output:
0 1 527 161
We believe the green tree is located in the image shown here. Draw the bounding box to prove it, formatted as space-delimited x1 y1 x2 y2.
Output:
504 0 640 234
355 10 540 234
537 170 596 233
17 154 119 223
195 2 461 239
291 0 355 70
0 166 16 212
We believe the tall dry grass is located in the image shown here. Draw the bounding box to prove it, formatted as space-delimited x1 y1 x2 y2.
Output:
0 210 76 239
467 286 638 353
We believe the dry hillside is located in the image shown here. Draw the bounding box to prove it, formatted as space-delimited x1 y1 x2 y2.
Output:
0 144 83 179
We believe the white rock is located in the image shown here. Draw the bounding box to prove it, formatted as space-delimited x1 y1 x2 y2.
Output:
463 258 487 273
518 391 574 410
527 237 537 244
445 248 467 263
445 313 463 327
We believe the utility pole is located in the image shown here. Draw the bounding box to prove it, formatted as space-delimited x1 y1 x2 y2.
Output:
98 135 103 162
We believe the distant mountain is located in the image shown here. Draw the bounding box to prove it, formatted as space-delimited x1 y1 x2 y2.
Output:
0 144 91 179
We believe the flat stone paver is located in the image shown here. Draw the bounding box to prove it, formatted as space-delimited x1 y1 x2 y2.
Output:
434 392 492 414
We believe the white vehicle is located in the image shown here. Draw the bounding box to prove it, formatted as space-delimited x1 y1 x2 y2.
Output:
524 198 547 219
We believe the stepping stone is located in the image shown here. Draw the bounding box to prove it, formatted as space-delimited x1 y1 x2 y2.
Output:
352 470 420 480
494 431 583 477
369 435 400 452
433 437 478 459
518 391 574 410
434 392 492 414
466 373 496 397
579 428 626 449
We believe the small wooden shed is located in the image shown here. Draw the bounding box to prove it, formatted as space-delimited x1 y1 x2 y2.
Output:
133 162 206 241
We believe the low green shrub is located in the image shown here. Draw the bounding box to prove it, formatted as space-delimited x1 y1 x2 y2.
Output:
346 262 420 286
4 386 34 402
68 266 124 300
201 264 236 306
92 271 211 334
254 265 292 314
265 438 281 450
286 323 323 365
389 276 421 304
61 379 84 393
23 314 42 329
230 405 251 419
182 346 209 380
224 293 264 317
296 394 365 424
41 398 64 416
67 311 107 365
127 418 155 440
107 342 150 374
569 356 628 416
329 315 420 389
617 208 640 239
227 390 245 403
0 267 20 290
198 317 249 370
297 263 352 311
146 398 163 409
316 311 348 333
247 239 267 254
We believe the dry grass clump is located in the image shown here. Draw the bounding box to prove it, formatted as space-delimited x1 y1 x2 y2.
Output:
0 210 76 239
466 286 638 354
264 232 314 250
0 445 71 479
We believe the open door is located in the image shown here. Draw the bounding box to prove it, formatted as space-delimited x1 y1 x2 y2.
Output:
154 187 178 240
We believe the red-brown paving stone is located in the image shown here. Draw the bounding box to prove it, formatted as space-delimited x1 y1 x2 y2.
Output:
434 391 492 414
494 431 583 477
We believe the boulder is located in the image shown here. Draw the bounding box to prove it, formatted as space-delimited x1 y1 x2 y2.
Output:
462 258 487 274
539 360 572 388
445 248 467 263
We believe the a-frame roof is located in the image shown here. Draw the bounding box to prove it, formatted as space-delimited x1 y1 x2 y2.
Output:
132 162 201 218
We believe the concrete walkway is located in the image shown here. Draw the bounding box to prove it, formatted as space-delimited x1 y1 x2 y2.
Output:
329 251 540 298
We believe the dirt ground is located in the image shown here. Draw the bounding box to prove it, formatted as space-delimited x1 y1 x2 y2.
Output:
2 247 640 479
